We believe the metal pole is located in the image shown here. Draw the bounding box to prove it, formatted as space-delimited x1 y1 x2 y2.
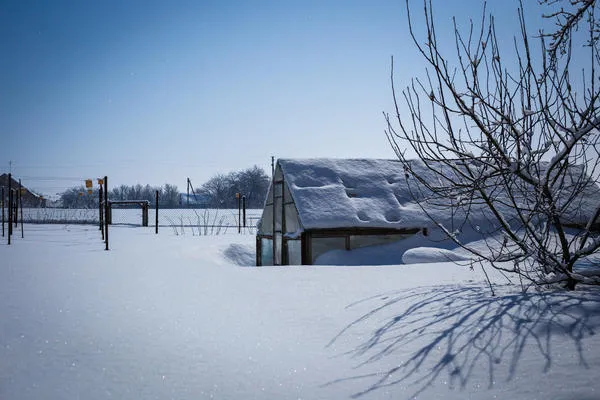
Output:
99 183 104 240
238 194 241 234
14 180 18 228
8 189 12 245
187 178 190 207
99 182 103 231
104 176 109 251
142 203 148 227
19 179 23 238
155 190 159 234
271 156 275 178
242 195 246 228
1 186 4 237
8 173 12 241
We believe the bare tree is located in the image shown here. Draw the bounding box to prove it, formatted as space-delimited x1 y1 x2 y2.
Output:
201 166 270 208
202 173 230 208
60 186 99 209
161 183 181 208
233 166 270 208
385 0 600 289
107 183 179 207
539 0 599 60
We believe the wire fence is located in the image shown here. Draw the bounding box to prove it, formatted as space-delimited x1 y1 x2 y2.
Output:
160 208 261 235
10 206 262 234
20 207 99 224
111 207 262 235
1 174 264 237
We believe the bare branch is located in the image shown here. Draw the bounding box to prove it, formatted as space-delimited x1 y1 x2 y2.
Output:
388 0 600 290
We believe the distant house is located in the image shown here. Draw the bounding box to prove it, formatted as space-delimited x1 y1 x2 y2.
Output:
255 158 600 266
180 192 210 208
0 174 46 207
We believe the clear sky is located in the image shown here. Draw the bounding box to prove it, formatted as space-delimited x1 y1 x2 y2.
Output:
1 0 540 196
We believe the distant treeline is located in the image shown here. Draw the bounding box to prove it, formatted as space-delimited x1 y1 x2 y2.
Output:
58 166 270 209
60 184 180 209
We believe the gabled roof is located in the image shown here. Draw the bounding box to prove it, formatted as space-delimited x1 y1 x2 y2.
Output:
0 173 43 205
277 158 600 231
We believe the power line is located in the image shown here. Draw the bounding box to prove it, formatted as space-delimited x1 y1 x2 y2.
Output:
18 176 90 181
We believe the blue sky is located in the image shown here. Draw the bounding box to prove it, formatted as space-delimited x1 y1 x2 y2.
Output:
1 0 540 196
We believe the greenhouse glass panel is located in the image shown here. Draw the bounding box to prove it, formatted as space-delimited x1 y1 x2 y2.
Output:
274 233 282 265
287 240 302 265
349 234 411 250
312 236 346 264
260 238 273 266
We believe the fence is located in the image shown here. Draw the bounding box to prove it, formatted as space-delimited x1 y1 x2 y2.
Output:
153 208 262 235
19 207 99 224
1 174 264 236
105 207 262 235
9 206 261 232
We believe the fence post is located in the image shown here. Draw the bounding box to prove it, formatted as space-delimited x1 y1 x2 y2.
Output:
1 186 4 238
8 173 12 242
106 204 112 225
237 193 241 234
8 190 12 245
19 179 23 238
14 179 18 228
99 181 103 230
242 195 246 229
142 202 148 227
99 181 104 240
104 176 109 251
155 190 159 234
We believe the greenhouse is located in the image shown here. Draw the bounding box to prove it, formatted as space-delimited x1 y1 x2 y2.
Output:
255 159 430 266
256 158 600 266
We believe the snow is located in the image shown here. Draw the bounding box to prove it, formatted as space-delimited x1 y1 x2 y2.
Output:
313 227 472 266
278 158 434 230
402 247 471 264
2 224 600 399
276 158 600 232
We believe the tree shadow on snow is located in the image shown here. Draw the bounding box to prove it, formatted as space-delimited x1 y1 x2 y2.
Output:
325 284 600 398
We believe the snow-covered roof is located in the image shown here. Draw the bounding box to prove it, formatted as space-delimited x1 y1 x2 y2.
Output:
278 158 433 230
277 158 600 232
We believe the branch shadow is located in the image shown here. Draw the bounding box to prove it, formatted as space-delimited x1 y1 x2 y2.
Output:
325 284 600 398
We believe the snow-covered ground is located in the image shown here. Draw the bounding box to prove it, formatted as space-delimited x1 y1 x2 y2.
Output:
1 224 599 399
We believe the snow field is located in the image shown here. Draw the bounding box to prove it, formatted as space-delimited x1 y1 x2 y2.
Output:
1 224 599 399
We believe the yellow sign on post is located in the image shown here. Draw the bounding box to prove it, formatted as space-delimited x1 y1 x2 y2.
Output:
85 179 93 189
97 178 104 185
87 189 93 195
